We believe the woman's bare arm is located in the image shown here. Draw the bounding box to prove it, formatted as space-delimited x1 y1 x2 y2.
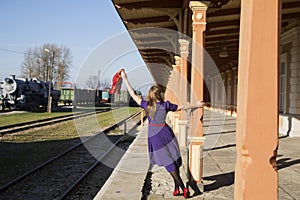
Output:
176 101 205 111
121 71 142 106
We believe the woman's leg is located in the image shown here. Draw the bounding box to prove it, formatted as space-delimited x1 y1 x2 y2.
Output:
170 168 185 191
171 175 179 190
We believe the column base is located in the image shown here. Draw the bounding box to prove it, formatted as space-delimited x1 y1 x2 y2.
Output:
279 114 300 137
187 137 205 183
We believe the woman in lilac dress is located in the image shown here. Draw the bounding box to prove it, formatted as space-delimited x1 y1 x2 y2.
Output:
121 70 204 198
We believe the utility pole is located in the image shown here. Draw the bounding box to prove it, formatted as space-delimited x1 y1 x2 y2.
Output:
44 48 55 113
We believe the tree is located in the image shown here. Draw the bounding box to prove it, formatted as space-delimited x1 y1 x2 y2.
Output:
85 74 100 89
85 69 111 89
99 78 111 89
20 44 72 89
21 48 39 78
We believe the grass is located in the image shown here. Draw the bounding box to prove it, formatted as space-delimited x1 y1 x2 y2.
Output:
0 106 141 185
0 106 126 127
1 107 141 142
0 112 71 126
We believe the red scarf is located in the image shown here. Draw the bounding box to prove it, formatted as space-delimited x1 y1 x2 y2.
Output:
109 69 124 94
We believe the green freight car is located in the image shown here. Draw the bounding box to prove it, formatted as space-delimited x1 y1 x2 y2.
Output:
60 88 74 105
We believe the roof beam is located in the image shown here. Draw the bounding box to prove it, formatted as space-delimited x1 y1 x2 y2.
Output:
206 44 238 50
140 49 169 53
207 8 240 17
141 52 171 56
207 0 231 8
282 1 300 9
206 27 240 36
133 36 167 42
206 34 239 42
115 0 182 9
125 16 171 24
207 19 240 30
282 12 300 20
205 40 239 46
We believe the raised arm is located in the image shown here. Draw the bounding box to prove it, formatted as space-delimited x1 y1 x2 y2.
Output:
176 101 205 111
121 70 142 106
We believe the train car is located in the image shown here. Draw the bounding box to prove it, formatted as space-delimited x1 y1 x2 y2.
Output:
110 90 129 104
59 85 103 106
111 90 142 106
76 88 96 105
58 86 141 107
0 75 60 111
101 88 111 103
60 87 74 105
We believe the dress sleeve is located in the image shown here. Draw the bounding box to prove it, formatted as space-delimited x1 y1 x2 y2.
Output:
140 99 148 110
165 100 178 112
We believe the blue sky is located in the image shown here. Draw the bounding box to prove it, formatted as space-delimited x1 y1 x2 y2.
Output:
0 0 154 93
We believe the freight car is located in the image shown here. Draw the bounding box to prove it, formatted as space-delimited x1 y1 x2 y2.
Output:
0 75 60 111
59 86 135 106
101 89 110 103
59 85 105 106
111 90 142 106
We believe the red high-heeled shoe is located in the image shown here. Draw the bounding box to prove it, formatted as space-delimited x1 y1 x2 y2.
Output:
173 188 180 196
183 187 190 199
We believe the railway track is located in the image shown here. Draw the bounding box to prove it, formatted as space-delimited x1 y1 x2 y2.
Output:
0 110 144 199
0 107 114 135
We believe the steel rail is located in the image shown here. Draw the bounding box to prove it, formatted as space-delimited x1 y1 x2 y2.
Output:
58 112 142 199
0 108 114 135
0 110 142 193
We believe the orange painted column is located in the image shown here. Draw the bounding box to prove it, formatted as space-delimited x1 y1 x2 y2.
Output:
234 0 280 199
189 1 207 184
172 56 181 135
165 65 177 104
173 56 181 105
179 39 190 120
178 39 190 148
165 60 179 128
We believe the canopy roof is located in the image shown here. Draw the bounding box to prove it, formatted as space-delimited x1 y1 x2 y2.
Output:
112 0 300 84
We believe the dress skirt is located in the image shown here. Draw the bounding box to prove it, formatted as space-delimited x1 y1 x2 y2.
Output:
147 124 182 172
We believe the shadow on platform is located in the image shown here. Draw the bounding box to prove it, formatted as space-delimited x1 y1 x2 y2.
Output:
141 171 153 200
277 158 300 170
204 144 236 152
203 171 234 192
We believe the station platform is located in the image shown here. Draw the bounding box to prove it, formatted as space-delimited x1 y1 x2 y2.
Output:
94 110 300 200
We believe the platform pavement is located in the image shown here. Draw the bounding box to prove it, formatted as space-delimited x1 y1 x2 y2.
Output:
94 110 300 200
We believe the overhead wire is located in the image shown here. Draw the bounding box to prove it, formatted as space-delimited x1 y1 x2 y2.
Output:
0 47 39 56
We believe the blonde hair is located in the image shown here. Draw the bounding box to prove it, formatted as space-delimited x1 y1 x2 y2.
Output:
146 85 164 120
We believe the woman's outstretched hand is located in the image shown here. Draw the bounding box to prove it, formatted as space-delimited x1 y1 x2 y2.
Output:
120 69 142 106
197 101 206 108
121 70 127 79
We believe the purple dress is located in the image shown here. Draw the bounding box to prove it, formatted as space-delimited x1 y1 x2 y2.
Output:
141 100 182 172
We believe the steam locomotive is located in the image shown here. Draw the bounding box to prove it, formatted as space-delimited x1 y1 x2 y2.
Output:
0 75 60 111
0 75 142 111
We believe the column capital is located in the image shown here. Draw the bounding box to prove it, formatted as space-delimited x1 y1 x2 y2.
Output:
190 1 208 27
174 55 181 66
189 1 208 11
179 39 190 57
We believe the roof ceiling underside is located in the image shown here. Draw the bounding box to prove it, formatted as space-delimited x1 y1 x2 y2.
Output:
112 0 300 84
